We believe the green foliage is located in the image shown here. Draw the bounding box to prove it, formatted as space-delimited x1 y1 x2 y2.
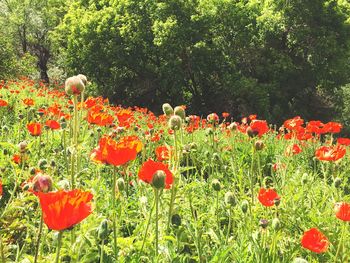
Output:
53 0 350 122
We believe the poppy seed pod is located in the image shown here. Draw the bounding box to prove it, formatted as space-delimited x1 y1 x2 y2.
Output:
224 192 236 206
174 106 186 120
117 177 125 192
259 219 269 229
168 115 182 131
334 177 342 188
162 103 173 116
241 200 249 213
246 127 258 138
254 140 264 151
171 214 182 227
228 123 238 131
152 170 166 189
18 141 28 153
97 219 109 240
33 173 53 193
211 179 221 192
38 159 48 170
65 76 85 95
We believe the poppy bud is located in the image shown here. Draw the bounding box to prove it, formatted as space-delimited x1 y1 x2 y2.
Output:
117 177 125 192
3 149 8 155
334 177 342 188
254 140 264 151
38 159 48 170
2 126 9 132
206 128 213 136
171 214 182 228
65 76 85 96
224 192 236 207
271 218 280 230
301 173 308 184
174 106 186 120
228 123 238 131
29 167 36 175
89 131 94 137
77 74 88 85
293 258 308 263
259 219 269 229
274 197 281 206
57 179 70 190
246 127 258 138
168 115 182 131
96 127 102 133
33 173 53 193
50 160 56 168
212 153 220 162
162 103 173 116
18 141 28 153
97 219 109 240
133 126 139 132
241 200 249 213
152 170 166 189
38 111 45 117
211 179 221 192
18 114 24 120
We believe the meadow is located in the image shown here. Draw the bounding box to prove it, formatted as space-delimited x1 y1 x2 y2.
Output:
0 76 349 262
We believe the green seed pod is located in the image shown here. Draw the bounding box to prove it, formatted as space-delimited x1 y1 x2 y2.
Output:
171 214 182 228
334 177 342 188
38 159 48 170
152 170 166 189
98 219 109 240
224 192 236 207
211 179 221 192
271 218 280 230
174 106 186 120
162 103 173 116
241 200 249 213
168 115 182 131
117 177 125 192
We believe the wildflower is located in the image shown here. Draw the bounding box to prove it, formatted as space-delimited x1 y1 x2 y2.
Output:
301 228 329 253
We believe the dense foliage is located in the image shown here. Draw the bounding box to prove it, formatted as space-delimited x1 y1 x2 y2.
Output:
0 78 350 262
1 0 350 122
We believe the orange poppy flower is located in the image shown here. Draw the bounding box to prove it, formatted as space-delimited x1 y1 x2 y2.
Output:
301 228 329 253
315 145 346 162
258 188 280 207
0 99 8 107
91 136 142 166
138 159 173 189
337 138 350 146
222 112 230 118
12 154 21 164
334 202 350 221
23 98 34 106
27 123 42 136
37 189 93 231
45 120 61 130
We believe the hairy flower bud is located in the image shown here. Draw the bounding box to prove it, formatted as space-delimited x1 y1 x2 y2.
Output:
174 106 186 120
225 192 236 206
65 76 85 95
117 177 125 192
168 115 182 131
33 173 53 193
152 170 166 189
211 179 221 192
97 219 109 240
77 74 88 85
241 200 249 213
271 218 280 230
162 103 173 116
254 140 264 151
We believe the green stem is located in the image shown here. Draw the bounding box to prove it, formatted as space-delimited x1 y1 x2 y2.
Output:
34 213 43 263
334 223 347 262
112 166 118 260
226 207 232 244
140 193 156 254
250 145 255 205
55 231 63 263
0 234 5 263
155 189 159 258
216 191 220 232
100 239 104 263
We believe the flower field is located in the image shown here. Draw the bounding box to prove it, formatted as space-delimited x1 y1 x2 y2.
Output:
0 76 349 263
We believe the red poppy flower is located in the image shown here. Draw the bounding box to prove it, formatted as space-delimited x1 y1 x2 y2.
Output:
91 136 142 166
301 228 329 253
37 189 93 231
87 110 114 126
155 146 172 161
337 138 350 146
45 120 61 130
322 122 342 134
250 120 269 137
288 144 302 155
12 154 21 164
27 123 42 136
334 202 350 221
222 112 230 118
207 113 219 124
258 188 280 207
138 159 173 189
0 99 8 107
315 145 346 162
0 179 3 196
